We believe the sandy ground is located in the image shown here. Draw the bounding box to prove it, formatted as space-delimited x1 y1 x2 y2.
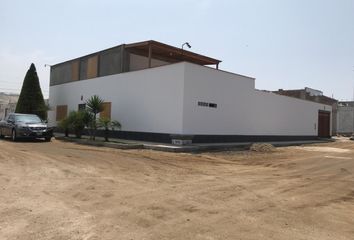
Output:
0 138 354 240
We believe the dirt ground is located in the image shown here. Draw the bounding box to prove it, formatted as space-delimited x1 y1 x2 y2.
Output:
0 138 354 240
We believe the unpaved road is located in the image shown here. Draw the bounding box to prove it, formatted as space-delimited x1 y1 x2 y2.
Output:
0 138 354 240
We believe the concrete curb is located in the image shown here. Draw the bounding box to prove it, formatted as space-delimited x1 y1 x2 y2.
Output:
55 136 334 153
55 136 144 150
143 140 333 153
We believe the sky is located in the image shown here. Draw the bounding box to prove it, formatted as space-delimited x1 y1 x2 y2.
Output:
0 0 354 100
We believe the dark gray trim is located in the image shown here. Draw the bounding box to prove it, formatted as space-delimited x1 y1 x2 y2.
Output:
55 129 324 144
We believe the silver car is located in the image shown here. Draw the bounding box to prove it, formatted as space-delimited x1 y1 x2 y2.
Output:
0 113 53 141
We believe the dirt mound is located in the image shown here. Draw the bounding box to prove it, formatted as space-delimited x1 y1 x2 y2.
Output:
249 143 275 152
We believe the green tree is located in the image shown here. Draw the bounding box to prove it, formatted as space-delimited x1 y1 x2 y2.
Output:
15 63 47 120
86 95 104 140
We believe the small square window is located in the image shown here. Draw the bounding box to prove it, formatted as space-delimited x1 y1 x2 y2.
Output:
78 104 86 111
209 103 217 108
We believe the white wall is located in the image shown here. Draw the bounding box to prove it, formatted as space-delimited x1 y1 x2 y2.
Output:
49 61 332 137
182 63 331 136
337 106 354 134
49 63 185 134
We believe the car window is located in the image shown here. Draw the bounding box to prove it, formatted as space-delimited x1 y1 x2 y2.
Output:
15 115 42 124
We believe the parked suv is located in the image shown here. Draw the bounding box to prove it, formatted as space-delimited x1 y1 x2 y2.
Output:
0 113 53 141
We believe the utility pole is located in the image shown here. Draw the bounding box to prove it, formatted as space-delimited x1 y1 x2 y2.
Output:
352 66 354 134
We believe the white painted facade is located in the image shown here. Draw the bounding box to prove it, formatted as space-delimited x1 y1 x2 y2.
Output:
49 62 332 137
337 106 354 135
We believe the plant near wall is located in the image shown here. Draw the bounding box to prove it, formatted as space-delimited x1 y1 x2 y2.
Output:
86 95 104 140
67 110 92 138
97 117 121 142
15 63 47 120
58 118 70 137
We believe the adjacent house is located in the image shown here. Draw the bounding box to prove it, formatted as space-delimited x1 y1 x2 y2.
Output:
48 40 332 143
337 101 354 136
0 93 19 120
274 87 338 135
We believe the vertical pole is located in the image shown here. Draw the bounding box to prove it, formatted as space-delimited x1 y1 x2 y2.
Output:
148 44 152 68
216 63 219 70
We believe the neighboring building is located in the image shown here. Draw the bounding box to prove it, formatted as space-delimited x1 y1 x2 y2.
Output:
48 40 332 143
274 87 338 135
0 93 19 120
337 101 354 136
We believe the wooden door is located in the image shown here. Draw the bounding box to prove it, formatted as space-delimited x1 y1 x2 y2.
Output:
318 111 330 138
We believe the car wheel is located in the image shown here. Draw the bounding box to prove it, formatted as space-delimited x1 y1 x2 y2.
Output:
11 129 17 142
45 136 52 142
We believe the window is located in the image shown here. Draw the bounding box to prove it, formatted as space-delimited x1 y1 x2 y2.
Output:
100 102 111 119
79 58 88 80
50 62 71 86
56 105 68 121
209 103 217 108
198 101 209 107
78 104 86 111
197 101 217 109
99 47 122 76
15 115 42 123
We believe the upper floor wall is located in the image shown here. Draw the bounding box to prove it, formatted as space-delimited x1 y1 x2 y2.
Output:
50 40 221 86
50 46 172 86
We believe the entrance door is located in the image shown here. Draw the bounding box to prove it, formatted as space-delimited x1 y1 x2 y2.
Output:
318 111 331 138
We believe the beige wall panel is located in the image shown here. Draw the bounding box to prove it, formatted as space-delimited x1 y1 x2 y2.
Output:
87 55 98 79
71 60 79 81
100 102 111 119
56 105 68 121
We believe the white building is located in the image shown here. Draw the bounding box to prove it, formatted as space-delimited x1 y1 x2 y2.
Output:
48 40 332 143
0 93 19 120
337 101 354 136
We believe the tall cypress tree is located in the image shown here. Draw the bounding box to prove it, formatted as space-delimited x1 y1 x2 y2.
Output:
15 63 47 120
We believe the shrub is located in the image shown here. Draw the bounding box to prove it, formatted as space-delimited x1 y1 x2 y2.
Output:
67 110 92 138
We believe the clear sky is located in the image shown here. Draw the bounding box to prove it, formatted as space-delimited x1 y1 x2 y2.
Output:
1 0 353 100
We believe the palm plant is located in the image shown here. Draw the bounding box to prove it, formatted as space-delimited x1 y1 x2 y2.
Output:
98 117 121 142
111 120 121 131
86 95 104 140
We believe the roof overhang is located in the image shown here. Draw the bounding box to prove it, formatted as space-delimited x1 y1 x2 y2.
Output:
125 40 221 66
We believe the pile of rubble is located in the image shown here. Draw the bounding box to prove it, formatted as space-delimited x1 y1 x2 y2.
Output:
249 143 275 152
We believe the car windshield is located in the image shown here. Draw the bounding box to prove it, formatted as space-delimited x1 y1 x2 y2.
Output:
15 115 42 124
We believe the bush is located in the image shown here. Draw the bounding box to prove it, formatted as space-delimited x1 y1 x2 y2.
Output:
64 110 92 138
58 118 70 137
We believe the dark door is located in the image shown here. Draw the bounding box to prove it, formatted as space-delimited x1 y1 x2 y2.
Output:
318 111 330 138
